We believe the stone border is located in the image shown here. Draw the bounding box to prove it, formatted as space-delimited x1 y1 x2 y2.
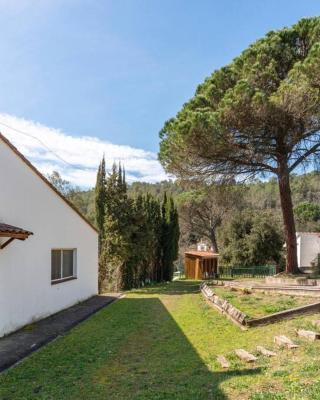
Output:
200 283 320 328
248 301 320 327
200 283 247 329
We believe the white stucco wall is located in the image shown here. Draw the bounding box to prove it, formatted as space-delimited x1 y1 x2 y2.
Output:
0 139 98 337
297 232 320 268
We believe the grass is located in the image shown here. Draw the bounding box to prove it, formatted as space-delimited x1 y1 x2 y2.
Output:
212 286 319 318
1 280 320 399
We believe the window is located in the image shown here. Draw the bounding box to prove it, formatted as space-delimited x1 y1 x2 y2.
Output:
51 249 77 283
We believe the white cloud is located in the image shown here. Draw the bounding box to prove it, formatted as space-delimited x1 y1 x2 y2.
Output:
0 113 168 188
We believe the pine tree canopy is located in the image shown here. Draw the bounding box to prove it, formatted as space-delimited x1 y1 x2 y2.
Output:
159 17 320 273
159 17 320 179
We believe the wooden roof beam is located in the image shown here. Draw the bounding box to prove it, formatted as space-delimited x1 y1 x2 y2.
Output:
0 233 30 239
0 238 15 250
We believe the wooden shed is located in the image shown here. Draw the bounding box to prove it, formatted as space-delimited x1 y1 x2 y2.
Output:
184 251 219 280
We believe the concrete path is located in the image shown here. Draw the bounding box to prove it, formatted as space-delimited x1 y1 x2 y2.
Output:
0 294 122 373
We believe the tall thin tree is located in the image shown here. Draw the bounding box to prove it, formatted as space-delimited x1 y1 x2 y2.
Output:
95 156 107 249
95 156 107 291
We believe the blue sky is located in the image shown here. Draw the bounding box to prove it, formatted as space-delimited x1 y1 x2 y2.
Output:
0 0 319 186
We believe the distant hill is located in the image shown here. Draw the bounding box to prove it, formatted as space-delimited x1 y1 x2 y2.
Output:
245 172 320 211
68 180 182 226
68 172 320 230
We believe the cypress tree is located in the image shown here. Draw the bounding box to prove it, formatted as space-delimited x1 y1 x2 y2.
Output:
170 198 180 278
102 163 134 290
95 156 107 292
117 163 123 191
169 197 180 267
151 198 163 282
129 194 149 286
95 156 107 251
99 165 179 290
122 167 127 193
161 194 180 281
146 195 164 283
161 192 168 281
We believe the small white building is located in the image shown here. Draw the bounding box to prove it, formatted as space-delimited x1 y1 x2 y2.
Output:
197 242 213 252
297 232 320 272
0 133 98 337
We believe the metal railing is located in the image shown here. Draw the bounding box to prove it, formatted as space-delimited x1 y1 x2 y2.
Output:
217 265 276 278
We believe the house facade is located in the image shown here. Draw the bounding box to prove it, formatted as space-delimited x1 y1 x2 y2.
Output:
0 133 98 337
297 232 320 273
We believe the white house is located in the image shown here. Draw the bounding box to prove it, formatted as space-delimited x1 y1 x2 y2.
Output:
197 241 214 252
197 242 209 252
0 133 98 337
297 232 320 273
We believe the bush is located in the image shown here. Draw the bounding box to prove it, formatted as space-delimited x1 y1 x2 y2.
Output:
218 211 284 267
295 202 320 223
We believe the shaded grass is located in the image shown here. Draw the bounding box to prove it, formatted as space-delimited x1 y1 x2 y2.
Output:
212 286 319 318
1 280 320 399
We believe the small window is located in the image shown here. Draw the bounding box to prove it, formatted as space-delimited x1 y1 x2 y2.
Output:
51 249 77 283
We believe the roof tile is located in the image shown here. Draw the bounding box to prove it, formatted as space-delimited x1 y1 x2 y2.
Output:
0 223 33 236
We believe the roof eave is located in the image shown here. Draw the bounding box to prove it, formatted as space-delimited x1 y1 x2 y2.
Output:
0 133 98 234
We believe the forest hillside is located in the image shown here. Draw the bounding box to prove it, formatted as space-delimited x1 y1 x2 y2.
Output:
65 172 320 229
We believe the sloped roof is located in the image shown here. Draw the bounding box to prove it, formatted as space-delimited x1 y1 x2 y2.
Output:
185 250 219 259
0 133 98 234
0 223 33 238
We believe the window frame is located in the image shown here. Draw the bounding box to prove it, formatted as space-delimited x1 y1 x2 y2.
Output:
51 248 77 285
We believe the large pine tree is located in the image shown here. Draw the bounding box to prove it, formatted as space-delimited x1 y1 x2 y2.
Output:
159 17 320 273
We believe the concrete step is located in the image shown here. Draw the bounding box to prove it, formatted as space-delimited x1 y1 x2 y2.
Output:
265 276 317 286
299 266 318 275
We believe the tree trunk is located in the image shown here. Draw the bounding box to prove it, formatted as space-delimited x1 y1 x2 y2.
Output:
277 163 298 274
210 228 219 253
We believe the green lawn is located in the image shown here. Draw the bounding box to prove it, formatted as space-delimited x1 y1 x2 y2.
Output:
1 280 320 399
212 286 319 319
